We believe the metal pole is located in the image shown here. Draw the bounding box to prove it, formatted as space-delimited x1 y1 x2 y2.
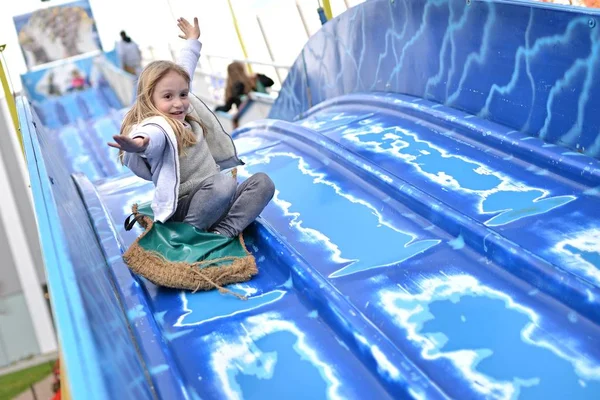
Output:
0 45 23 155
60 353 72 400
206 55 216 74
256 15 283 86
164 0 177 22
296 2 311 39
227 0 253 73
30 385 39 400
323 0 334 20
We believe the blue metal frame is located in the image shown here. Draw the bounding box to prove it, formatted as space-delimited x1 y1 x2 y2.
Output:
17 97 110 399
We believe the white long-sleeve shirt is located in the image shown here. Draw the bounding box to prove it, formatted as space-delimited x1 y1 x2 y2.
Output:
122 39 242 222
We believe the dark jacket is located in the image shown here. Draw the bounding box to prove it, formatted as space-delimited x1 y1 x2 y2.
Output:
215 74 275 113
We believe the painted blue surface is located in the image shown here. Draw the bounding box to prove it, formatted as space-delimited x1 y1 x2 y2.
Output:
93 176 426 399
16 0 600 399
273 0 600 160
295 94 600 292
32 86 129 180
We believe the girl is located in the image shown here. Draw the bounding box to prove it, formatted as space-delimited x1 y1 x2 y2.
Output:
215 61 275 114
108 17 275 238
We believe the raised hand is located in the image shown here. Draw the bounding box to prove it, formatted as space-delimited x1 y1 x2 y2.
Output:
177 17 200 40
108 135 149 153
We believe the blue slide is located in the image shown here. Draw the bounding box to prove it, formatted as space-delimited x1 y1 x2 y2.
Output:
17 0 600 399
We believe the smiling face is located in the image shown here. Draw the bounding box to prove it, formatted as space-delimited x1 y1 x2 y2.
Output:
152 70 190 121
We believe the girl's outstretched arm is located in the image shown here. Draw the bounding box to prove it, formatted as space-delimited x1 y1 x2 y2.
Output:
176 17 201 90
109 124 168 180
108 135 149 153
110 124 166 159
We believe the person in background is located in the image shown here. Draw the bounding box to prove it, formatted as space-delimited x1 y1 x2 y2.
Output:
47 72 61 96
116 30 142 76
69 70 88 91
215 61 275 126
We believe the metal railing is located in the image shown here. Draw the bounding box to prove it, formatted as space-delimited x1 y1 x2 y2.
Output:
202 53 291 73
144 0 355 108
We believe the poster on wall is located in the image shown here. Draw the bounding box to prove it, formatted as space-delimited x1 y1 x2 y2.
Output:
13 0 102 70
20 49 119 103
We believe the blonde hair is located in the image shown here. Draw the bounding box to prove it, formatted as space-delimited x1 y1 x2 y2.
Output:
225 61 252 101
118 60 205 162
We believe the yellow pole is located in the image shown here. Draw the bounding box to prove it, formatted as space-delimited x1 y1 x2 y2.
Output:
0 44 24 155
322 0 333 21
226 0 253 73
60 353 72 400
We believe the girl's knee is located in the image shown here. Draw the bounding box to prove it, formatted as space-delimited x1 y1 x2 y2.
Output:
253 172 275 198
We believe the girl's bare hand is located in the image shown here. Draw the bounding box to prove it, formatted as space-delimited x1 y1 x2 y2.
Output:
177 17 200 40
108 135 149 153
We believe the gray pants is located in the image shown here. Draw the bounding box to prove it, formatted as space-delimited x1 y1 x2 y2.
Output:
170 172 275 237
